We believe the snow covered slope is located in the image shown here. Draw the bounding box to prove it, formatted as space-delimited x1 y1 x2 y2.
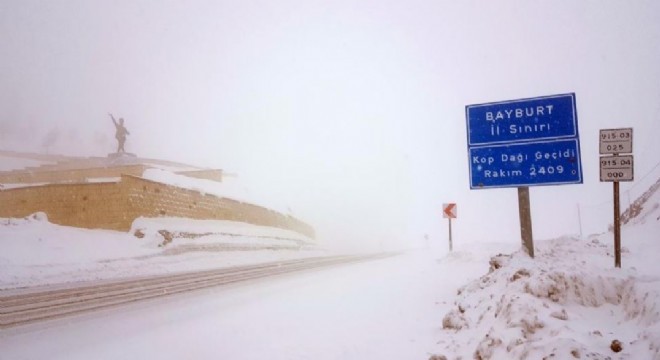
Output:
0 214 320 290
0 151 59 171
433 180 660 359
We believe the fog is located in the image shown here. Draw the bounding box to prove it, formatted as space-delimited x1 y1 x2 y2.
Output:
1 0 659 251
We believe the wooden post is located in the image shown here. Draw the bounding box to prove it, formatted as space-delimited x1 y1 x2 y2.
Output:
517 186 534 257
448 218 453 252
613 181 621 268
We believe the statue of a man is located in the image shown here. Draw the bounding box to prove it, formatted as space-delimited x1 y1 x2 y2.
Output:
109 113 130 153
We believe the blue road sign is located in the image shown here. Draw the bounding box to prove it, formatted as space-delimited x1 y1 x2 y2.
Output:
469 139 582 188
466 93 582 189
466 94 577 146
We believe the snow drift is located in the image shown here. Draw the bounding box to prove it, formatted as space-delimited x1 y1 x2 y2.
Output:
434 180 660 359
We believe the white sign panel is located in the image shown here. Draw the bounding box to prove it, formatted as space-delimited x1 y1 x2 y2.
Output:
599 128 633 154
600 155 634 182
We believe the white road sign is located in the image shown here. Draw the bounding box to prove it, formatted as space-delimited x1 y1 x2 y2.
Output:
599 128 633 154
600 155 634 182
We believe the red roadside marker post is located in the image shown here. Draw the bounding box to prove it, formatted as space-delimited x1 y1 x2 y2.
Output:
442 203 457 252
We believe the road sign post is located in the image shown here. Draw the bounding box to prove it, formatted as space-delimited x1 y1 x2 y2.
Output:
466 93 582 258
599 128 633 268
443 203 456 252
517 187 534 257
600 155 634 182
448 218 452 252
600 128 633 154
613 181 621 267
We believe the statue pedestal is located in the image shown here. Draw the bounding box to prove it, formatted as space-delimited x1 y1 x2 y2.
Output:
108 152 137 159
107 152 138 165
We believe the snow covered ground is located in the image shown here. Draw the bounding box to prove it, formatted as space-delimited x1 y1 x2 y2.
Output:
0 215 321 290
0 243 500 360
0 153 56 172
432 186 660 359
141 168 294 215
1 183 659 359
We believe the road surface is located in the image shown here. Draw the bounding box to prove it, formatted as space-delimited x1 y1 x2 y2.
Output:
0 253 395 328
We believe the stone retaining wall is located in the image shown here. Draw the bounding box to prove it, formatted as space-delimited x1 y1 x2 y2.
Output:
0 175 314 238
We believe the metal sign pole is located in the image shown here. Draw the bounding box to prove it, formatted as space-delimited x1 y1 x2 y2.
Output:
577 203 583 239
517 186 534 257
442 203 457 252
448 218 453 252
613 181 621 268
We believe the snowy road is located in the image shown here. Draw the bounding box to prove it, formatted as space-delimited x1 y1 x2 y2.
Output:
0 253 395 329
0 248 494 360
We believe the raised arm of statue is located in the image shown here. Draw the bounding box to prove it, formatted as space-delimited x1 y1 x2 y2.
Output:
109 113 118 126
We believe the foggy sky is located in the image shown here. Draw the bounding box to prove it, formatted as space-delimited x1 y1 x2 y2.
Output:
2 0 659 251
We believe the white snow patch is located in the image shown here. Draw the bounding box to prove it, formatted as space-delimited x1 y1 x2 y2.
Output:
84 177 121 183
0 214 321 290
0 182 51 189
432 187 660 360
141 168 291 215
131 217 310 242
0 155 54 171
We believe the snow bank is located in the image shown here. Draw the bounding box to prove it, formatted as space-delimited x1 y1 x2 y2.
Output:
432 187 660 359
141 168 292 215
438 239 659 359
131 217 314 253
131 217 311 243
0 154 54 171
0 214 323 290
0 213 156 266
0 182 51 189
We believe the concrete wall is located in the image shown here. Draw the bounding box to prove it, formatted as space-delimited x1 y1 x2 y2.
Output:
0 175 314 238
